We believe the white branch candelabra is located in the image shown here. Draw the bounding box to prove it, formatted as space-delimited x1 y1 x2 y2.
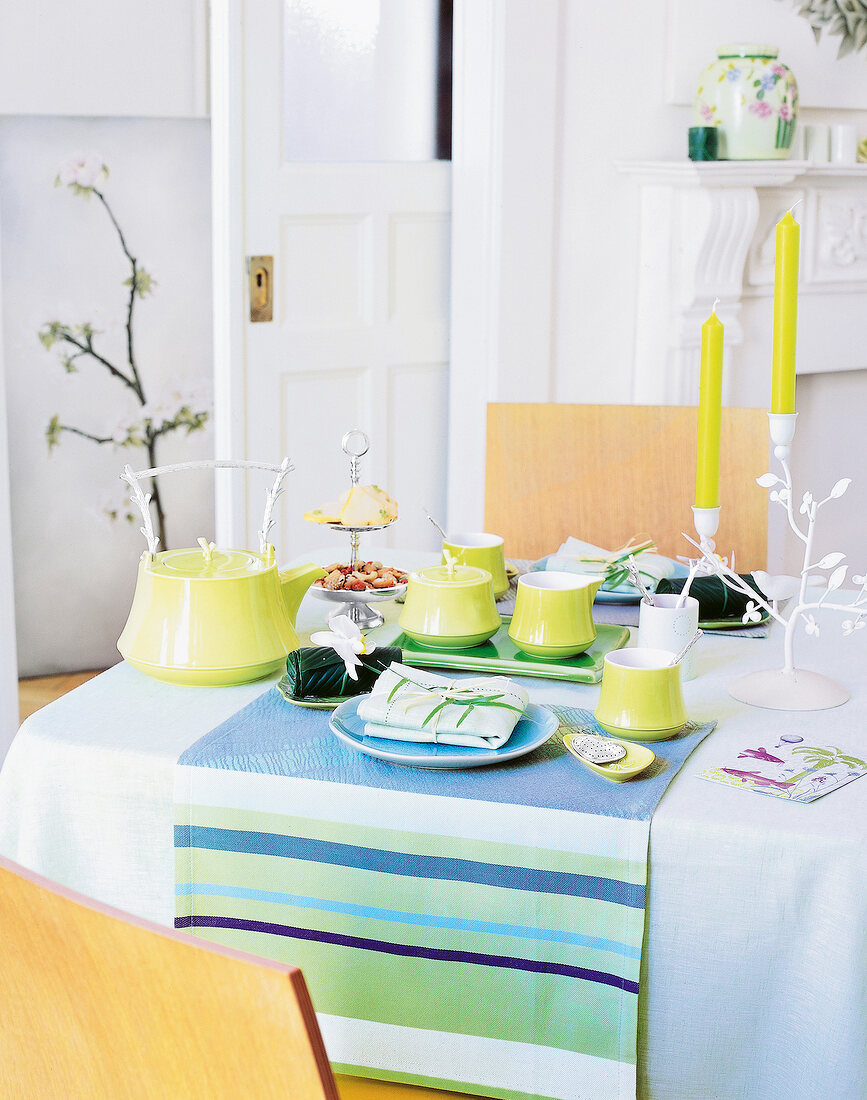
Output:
686 413 865 710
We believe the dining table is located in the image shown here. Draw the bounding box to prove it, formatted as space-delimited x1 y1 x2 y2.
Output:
0 548 864 1100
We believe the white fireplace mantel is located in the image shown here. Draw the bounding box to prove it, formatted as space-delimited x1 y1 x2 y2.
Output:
618 160 867 404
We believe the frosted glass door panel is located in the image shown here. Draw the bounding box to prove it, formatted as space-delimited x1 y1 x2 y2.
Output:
283 0 441 161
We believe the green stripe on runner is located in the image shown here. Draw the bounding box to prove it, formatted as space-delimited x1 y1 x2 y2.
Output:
176 802 647 887
175 848 645 950
180 923 636 1062
333 1064 566 1100
179 890 641 982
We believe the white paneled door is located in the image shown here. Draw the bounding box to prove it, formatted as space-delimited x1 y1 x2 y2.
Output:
222 0 451 561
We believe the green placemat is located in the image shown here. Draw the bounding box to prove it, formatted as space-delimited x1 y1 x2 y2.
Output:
372 618 629 683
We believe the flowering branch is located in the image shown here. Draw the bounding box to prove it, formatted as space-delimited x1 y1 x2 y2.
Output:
39 153 210 549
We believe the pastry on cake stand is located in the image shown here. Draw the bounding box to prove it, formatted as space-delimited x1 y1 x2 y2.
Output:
305 429 405 629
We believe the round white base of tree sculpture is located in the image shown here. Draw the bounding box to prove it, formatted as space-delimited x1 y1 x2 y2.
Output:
728 667 850 711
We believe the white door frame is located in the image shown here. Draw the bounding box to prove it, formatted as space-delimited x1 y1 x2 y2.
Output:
0 223 19 757
446 0 562 531
210 0 563 540
210 0 247 546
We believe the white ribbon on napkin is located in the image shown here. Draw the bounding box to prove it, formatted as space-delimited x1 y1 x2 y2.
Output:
357 663 528 749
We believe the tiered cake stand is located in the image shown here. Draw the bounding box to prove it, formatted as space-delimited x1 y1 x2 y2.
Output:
308 430 406 629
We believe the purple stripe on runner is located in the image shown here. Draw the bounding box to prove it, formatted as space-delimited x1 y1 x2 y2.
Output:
175 914 639 995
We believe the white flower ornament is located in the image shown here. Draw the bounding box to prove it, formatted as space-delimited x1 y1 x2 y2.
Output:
742 600 763 625
310 614 376 679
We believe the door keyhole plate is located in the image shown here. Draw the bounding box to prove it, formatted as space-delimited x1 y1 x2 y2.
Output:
248 255 274 322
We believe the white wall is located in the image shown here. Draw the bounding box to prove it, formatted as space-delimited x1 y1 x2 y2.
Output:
0 0 212 681
554 2 867 406
0 118 214 676
552 1 867 573
0 0 208 118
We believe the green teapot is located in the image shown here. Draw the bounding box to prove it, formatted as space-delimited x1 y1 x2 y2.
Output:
116 459 324 686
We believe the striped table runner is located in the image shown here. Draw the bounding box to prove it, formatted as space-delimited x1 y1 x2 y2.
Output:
175 692 714 1100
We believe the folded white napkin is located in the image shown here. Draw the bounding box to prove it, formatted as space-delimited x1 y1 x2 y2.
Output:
356 663 529 749
545 537 676 593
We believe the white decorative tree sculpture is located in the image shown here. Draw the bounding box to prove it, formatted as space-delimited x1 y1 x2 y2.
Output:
688 413 865 711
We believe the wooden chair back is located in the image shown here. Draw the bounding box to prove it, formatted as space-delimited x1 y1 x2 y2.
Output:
484 403 769 567
0 856 339 1099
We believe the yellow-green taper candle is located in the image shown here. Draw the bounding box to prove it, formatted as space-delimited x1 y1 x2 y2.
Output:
695 309 723 509
771 210 800 414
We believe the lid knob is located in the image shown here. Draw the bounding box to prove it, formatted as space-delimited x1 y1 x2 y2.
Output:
197 537 216 565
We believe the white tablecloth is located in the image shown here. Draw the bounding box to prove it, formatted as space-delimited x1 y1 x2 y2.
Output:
1 551 864 1100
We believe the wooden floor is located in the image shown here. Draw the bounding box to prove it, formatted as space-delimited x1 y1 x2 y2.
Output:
15 670 492 1100
18 669 103 723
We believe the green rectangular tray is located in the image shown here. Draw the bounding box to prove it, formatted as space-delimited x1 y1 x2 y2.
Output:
372 618 629 684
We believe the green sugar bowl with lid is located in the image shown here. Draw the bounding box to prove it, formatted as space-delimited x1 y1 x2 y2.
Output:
399 564 501 649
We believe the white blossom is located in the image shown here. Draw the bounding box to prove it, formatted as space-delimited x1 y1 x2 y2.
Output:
57 152 107 190
310 615 375 679
110 414 145 446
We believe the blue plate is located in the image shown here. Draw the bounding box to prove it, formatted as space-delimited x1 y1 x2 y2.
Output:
530 555 689 604
329 698 559 769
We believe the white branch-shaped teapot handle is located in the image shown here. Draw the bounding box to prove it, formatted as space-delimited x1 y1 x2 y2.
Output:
119 458 293 556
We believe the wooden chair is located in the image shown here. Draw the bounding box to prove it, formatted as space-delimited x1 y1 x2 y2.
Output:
0 855 339 1099
485 403 769 569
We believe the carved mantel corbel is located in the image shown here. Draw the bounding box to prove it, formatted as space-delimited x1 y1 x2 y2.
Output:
617 161 867 404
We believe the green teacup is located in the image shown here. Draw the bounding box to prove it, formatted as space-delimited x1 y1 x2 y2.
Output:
508 571 604 658
442 533 509 599
594 647 688 742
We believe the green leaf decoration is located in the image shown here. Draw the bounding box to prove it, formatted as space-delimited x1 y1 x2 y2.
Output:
387 676 411 703
284 647 402 701
780 0 867 58
423 701 450 727
455 705 474 728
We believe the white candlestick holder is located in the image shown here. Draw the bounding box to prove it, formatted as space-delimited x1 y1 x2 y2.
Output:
683 412 865 710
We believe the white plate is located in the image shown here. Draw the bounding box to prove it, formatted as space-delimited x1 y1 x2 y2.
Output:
329 699 558 769
310 582 407 604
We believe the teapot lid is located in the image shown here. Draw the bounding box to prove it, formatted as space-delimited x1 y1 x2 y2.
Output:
147 542 273 580
413 564 492 587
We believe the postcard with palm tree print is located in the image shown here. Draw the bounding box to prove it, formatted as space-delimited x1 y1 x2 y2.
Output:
697 738 866 802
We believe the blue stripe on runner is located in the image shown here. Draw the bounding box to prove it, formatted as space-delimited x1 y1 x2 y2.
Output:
175 825 644 908
175 882 643 959
174 914 640 994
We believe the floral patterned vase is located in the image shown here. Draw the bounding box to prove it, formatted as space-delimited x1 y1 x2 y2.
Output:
694 44 798 160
